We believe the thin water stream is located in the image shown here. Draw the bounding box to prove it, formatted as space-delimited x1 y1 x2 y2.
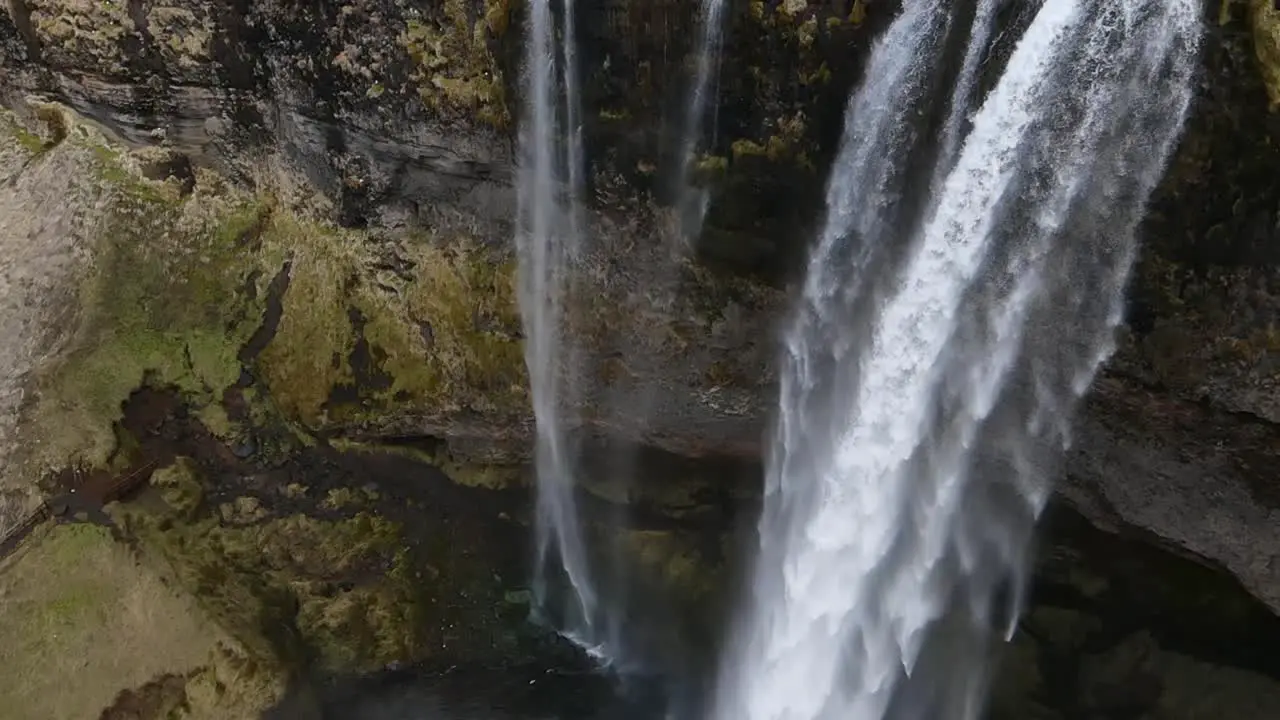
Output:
673 0 728 241
516 0 599 655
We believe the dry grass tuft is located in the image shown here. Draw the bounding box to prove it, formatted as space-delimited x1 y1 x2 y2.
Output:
0 523 276 719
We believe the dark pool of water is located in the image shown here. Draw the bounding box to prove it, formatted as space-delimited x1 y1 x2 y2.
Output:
263 663 692 720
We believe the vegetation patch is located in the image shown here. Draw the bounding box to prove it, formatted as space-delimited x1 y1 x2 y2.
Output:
114 457 424 675
259 228 527 430
26 0 133 73
330 437 525 490
14 120 528 475
0 523 228 719
1251 0 1280 107
0 112 48 155
21 138 279 475
401 0 513 127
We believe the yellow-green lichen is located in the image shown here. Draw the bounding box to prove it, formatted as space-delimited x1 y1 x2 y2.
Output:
401 0 513 127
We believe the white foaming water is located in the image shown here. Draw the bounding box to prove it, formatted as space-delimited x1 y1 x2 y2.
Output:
714 1 1200 720
673 0 728 239
515 0 600 651
929 0 999 193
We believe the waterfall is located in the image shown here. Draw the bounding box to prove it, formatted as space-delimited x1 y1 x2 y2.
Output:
674 0 728 239
713 1 1201 719
515 0 601 654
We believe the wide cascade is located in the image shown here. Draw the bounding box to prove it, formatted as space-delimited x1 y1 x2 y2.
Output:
514 0 601 655
712 1 1201 719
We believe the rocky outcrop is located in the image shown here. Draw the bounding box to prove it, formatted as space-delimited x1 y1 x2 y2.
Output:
1085 0 1280 614
0 105 98 526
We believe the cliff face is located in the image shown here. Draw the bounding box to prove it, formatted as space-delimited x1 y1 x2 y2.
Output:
1 0 1280 709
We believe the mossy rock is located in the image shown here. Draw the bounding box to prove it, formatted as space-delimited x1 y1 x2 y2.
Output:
14 107 529 480
401 0 514 128
113 457 422 675
257 227 528 431
331 437 526 490
1250 0 1280 107
18 119 281 478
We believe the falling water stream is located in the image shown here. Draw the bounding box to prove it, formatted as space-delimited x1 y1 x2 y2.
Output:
711 1 1201 719
514 0 1201 715
674 0 728 239
515 0 601 657
516 0 733 672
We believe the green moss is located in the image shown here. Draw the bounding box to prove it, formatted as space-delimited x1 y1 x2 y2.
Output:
796 16 819 48
801 62 833 86
848 0 868 24
151 458 205 520
1250 0 1280 107
622 531 709 597
25 524 107 625
694 154 729 174
294 580 420 673
401 0 512 128
260 225 527 428
3 117 47 155
731 138 768 159
179 642 285 718
751 0 857 49
0 520 229 719
114 460 420 673
197 403 236 440
728 113 814 170
255 215 360 427
25 140 278 473
322 487 363 510
331 438 524 491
